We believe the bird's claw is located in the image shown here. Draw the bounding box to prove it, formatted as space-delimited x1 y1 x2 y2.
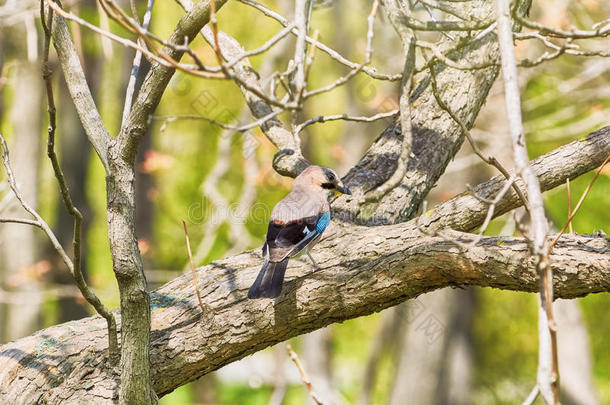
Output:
307 252 321 272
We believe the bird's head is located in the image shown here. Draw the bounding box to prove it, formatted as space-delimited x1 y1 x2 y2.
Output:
295 165 351 195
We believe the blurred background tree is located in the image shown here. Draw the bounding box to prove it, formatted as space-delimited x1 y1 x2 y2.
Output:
0 0 608 404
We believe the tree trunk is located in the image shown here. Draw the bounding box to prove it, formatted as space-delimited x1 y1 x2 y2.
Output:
106 148 153 404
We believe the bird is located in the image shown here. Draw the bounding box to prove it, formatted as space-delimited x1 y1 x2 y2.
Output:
247 165 351 299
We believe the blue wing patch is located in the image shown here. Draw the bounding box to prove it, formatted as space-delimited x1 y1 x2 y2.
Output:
316 212 331 234
265 212 331 261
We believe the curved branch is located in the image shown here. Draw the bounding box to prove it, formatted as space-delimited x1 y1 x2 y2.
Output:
202 27 310 176
0 229 607 403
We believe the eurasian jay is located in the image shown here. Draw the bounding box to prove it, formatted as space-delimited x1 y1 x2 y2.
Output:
248 165 351 299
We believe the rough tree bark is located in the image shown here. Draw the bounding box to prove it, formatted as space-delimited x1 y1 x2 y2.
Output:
334 0 506 224
0 227 608 403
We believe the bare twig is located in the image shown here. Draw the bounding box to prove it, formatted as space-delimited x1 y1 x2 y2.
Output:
2 132 122 368
130 0 139 24
566 178 573 234
0 134 71 275
199 28 298 110
496 0 557 403
522 384 540 405
224 24 296 69
176 0 295 118
174 0 309 175
96 1 114 58
416 127 610 236
182 220 205 313
514 14 610 39
286 344 324 405
0 217 41 227
303 0 379 100
237 0 401 81
295 109 398 134
398 13 493 32
208 0 225 68
154 108 282 133
290 0 310 105
466 176 517 245
163 1 300 112
47 0 225 80
416 40 496 71
418 0 470 22
302 29 320 89
76 0 298 117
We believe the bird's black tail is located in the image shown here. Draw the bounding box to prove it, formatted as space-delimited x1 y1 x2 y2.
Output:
248 259 289 299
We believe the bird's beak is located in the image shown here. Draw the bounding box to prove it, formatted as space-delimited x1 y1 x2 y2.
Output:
335 182 351 195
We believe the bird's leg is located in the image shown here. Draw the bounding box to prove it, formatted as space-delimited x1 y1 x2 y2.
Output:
307 252 321 272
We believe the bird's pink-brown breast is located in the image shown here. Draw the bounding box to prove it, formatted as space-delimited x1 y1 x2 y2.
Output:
270 188 329 223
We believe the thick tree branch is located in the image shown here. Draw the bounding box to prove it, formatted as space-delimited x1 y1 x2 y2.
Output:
11 3 604 405
416 126 610 234
0 229 607 403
